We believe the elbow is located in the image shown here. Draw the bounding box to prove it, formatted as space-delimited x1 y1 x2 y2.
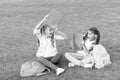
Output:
33 29 39 35
33 29 36 34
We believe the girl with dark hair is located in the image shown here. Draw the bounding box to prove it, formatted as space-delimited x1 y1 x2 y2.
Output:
65 27 111 69
33 15 67 75
83 27 100 44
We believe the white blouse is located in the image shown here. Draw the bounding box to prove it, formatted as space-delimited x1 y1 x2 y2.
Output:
33 29 65 58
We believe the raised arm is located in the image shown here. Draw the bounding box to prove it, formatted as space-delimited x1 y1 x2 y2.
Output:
33 14 49 34
34 17 46 30
55 30 68 39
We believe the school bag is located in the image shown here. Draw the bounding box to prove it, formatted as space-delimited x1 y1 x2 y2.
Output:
20 61 50 77
92 44 111 69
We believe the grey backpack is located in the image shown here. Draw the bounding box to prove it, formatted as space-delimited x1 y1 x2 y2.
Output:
20 61 50 77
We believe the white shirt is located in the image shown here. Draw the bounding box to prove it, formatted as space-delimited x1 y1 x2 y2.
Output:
77 39 95 57
84 39 95 51
33 29 65 58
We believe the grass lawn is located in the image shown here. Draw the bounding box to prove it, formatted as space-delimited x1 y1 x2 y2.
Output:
0 0 120 80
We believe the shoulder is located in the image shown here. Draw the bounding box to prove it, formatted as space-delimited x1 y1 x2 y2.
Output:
94 44 105 50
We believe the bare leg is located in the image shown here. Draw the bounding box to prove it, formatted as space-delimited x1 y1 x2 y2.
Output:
65 52 82 66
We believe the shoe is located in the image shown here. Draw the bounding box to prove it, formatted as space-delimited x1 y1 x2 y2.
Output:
56 68 65 76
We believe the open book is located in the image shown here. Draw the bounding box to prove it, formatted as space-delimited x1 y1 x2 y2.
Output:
44 9 63 28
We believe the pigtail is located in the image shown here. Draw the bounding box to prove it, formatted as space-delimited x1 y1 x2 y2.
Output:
40 26 46 34
83 32 88 41
35 36 40 46
51 33 55 47
95 30 100 44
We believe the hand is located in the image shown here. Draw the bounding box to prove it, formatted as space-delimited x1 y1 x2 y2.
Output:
77 50 81 53
44 14 50 18
42 14 50 21
81 40 85 45
50 25 58 31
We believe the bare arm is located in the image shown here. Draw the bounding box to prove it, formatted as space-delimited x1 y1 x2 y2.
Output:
33 14 50 35
34 14 49 30
55 29 68 39
34 18 46 30
81 41 90 56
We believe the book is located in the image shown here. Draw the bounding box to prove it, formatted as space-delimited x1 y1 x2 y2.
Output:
44 9 63 28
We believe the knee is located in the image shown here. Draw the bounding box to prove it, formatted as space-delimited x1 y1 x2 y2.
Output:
37 56 45 62
51 54 63 64
64 52 70 58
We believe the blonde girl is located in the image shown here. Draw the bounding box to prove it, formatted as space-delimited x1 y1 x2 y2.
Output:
33 15 67 75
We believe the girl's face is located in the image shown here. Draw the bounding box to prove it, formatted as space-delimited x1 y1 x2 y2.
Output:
45 27 54 37
87 30 95 40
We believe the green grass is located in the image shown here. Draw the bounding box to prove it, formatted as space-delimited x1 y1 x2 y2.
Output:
0 0 120 80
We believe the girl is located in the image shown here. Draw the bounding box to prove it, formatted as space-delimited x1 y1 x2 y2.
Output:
65 27 111 69
33 15 68 76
